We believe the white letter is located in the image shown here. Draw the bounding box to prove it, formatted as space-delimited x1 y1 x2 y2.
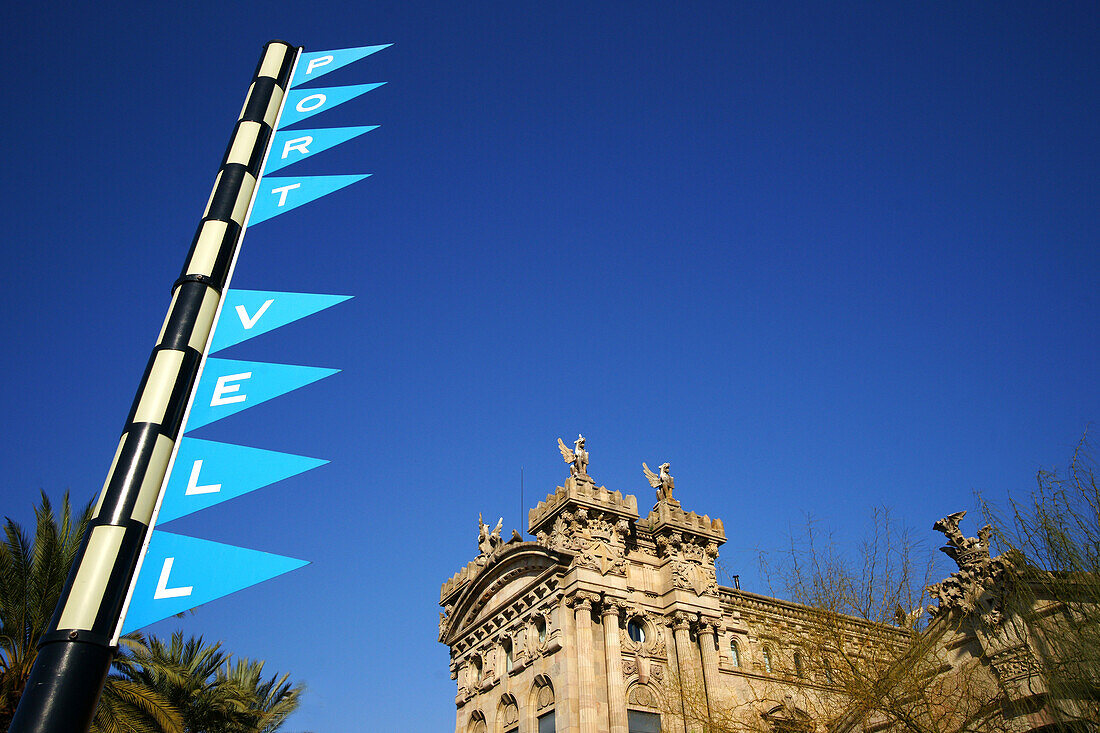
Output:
295 94 326 113
153 557 193 599
210 372 252 406
306 55 333 75
184 459 222 496
235 299 273 329
270 183 300 207
281 136 313 159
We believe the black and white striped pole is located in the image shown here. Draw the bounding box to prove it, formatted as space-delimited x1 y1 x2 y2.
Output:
10 40 300 733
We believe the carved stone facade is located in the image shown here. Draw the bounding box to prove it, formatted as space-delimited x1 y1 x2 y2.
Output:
440 449 1095 733
438 448 907 733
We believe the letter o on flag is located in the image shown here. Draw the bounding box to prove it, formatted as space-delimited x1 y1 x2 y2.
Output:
295 94 327 113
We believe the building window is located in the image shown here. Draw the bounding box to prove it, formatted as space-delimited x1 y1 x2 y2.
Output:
627 619 646 643
762 645 773 673
793 651 804 677
500 694 519 733
628 710 661 733
503 638 513 672
471 655 483 683
822 655 835 684
537 710 556 733
730 639 741 667
534 616 547 644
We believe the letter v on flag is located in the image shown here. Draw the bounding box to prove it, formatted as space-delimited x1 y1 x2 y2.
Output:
185 358 339 431
210 290 352 353
265 126 378 174
291 44 392 87
249 175 369 225
120 531 308 634
157 438 328 523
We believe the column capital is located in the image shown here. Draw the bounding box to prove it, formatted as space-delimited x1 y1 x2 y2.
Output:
671 611 695 631
695 617 721 636
600 597 628 619
568 589 600 610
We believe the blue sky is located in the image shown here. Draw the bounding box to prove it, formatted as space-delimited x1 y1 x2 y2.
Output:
2 2 1098 730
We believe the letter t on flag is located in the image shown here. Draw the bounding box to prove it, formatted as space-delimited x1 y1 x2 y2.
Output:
249 175 370 224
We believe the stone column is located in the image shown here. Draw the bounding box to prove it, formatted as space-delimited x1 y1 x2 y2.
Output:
601 601 629 733
672 612 701 733
573 592 600 733
561 596 580 733
696 620 720 721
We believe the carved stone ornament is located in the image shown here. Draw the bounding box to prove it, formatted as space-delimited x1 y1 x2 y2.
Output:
628 684 657 708
643 461 677 504
536 682 555 711
927 510 1017 626
989 644 1042 684
558 434 591 481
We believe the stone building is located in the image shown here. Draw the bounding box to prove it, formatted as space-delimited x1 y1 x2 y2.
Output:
437 438 909 733
438 439 1096 733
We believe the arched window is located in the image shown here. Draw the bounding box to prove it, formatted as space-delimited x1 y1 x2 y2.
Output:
532 676 555 733
627 684 661 733
534 616 547 644
822 655 835 684
471 655 483 684
729 638 741 667
793 651 804 678
762 645 773 673
499 694 519 733
503 637 513 673
468 710 487 733
627 618 646 643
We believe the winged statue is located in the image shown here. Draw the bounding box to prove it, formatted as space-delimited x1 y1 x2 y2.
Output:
643 461 675 502
558 434 589 478
478 513 503 556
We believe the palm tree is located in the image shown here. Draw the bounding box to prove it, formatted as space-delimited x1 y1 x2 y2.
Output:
219 657 303 733
93 635 185 733
122 631 302 733
0 491 91 728
1 494 303 733
0 493 183 733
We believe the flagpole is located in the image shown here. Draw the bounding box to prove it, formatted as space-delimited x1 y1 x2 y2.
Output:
10 40 300 733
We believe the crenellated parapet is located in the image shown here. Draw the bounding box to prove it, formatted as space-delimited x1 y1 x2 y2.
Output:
528 474 640 577
441 560 479 605
646 497 726 547
528 475 639 538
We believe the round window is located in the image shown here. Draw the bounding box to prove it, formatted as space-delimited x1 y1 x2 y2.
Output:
627 619 646 643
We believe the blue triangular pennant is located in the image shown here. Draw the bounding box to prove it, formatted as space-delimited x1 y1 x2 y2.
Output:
185 358 339 431
248 175 369 225
291 45 391 87
279 83 385 128
121 531 308 634
264 126 378 174
210 290 352 353
157 438 328 523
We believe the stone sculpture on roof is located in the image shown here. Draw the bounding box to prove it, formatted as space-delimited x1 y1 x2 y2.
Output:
927 509 1015 626
477 513 503 558
558 434 589 479
643 461 676 503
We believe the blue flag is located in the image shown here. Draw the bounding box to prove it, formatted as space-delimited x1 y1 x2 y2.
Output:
210 290 352 353
185 358 339 431
264 126 378 174
292 45 391 87
249 175 369 225
121 531 308 634
157 438 328 523
280 83 385 128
